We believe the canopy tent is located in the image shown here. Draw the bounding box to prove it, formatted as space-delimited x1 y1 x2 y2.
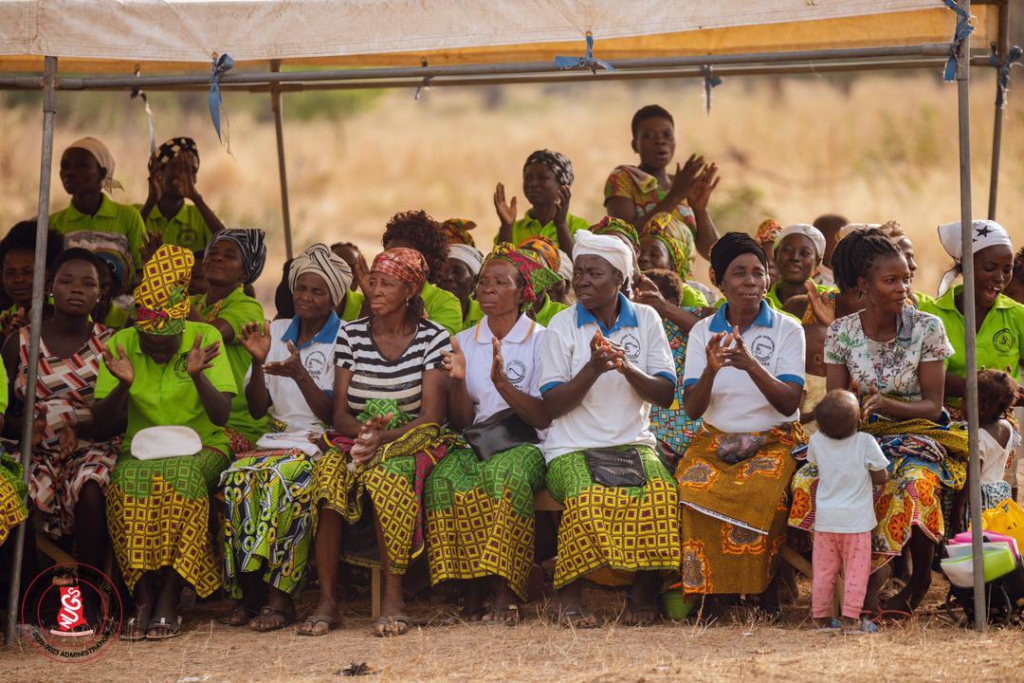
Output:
0 0 1003 71
0 0 1014 641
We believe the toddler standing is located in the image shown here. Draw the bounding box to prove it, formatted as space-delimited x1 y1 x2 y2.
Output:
809 389 889 633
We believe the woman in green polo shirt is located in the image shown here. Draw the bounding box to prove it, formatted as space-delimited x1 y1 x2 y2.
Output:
378 210 463 335
48 137 146 276
94 245 236 641
190 229 270 451
920 220 1023 412
494 149 588 252
0 221 63 340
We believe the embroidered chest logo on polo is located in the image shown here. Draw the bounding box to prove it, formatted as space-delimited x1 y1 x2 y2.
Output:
505 359 527 387
992 328 1015 355
172 354 191 383
750 335 775 364
620 333 642 362
304 350 328 380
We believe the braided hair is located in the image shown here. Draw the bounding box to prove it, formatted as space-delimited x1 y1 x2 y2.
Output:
830 227 902 294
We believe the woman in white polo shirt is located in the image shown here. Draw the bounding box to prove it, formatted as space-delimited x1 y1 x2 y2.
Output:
677 232 806 617
539 230 679 628
427 243 558 623
220 244 350 632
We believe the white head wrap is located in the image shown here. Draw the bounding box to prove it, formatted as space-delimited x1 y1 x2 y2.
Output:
448 244 484 276
289 243 353 306
775 223 826 262
557 249 573 282
937 220 1014 296
572 229 634 294
66 137 124 193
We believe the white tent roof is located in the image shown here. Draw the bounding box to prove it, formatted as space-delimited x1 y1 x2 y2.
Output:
0 0 997 73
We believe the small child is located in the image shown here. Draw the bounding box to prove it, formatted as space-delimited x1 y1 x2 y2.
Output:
809 389 889 633
800 324 828 434
976 369 1022 515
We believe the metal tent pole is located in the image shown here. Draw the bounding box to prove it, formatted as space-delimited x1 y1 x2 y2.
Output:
270 60 294 260
956 0 986 632
4 55 58 647
986 0 1010 220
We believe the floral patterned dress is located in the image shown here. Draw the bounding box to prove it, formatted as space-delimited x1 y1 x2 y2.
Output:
788 306 967 567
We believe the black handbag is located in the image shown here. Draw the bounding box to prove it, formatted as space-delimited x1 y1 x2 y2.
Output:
584 447 646 488
462 408 539 461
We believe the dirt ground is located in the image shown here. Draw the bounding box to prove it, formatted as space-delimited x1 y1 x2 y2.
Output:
2 576 1022 683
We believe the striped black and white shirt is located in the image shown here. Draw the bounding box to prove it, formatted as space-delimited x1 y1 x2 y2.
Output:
335 317 451 416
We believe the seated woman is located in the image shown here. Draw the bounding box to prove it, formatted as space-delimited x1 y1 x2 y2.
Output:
0 249 118 614
138 137 225 253
219 244 350 632
604 104 719 259
376 210 462 335
517 235 570 326
0 221 64 340
769 224 837 325
676 233 805 616
191 229 270 451
921 220 1022 418
94 245 235 640
539 230 678 628
0 358 27 549
427 244 556 623
48 138 146 276
494 149 587 251
789 228 968 615
63 232 134 329
441 243 484 331
305 248 452 638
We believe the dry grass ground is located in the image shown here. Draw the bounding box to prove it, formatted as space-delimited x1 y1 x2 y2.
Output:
1 71 1021 308
3 578 1023 683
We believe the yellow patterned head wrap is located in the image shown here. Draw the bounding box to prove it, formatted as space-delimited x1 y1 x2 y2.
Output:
642 212 693 279
133 245 194 335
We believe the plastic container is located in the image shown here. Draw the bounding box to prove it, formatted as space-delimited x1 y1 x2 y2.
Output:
661 589 697 620
950 530 1020 560
946 540 1012 560
941 545 1018 588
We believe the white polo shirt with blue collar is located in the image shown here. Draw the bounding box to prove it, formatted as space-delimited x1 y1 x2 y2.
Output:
456 313 547 424
538 293 676 463
254 311 341 438
683 299 805 434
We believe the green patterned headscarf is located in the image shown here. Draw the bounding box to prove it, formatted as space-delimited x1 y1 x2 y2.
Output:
591 215 640 251
484 243 561 307
642 212 693 280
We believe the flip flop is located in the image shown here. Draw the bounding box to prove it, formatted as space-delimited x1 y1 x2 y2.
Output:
483 605 520 626
373 615 411 637
296 615 334 637
122 617 149 642
814 618 842 633
552 608 600 629
146 616 182 641
219 603 258 627
250 606 295 633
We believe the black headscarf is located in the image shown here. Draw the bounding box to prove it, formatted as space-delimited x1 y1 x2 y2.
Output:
709 232 767 285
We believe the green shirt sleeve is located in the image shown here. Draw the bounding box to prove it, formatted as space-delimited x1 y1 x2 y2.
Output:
214 291 265 340
422 283 463 335
341 290 365 321
0 356 8 415
681 283 708 308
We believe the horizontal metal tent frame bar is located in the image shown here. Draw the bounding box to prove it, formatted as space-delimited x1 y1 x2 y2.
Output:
0 44 965 91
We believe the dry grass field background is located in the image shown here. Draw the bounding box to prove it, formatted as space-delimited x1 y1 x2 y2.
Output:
1 70 1021 308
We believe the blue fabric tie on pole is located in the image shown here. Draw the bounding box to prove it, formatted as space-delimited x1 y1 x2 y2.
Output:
554 32 614 73
209 53 234 145
989 45 1023 108
703 66 722 115
942 0 974 82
